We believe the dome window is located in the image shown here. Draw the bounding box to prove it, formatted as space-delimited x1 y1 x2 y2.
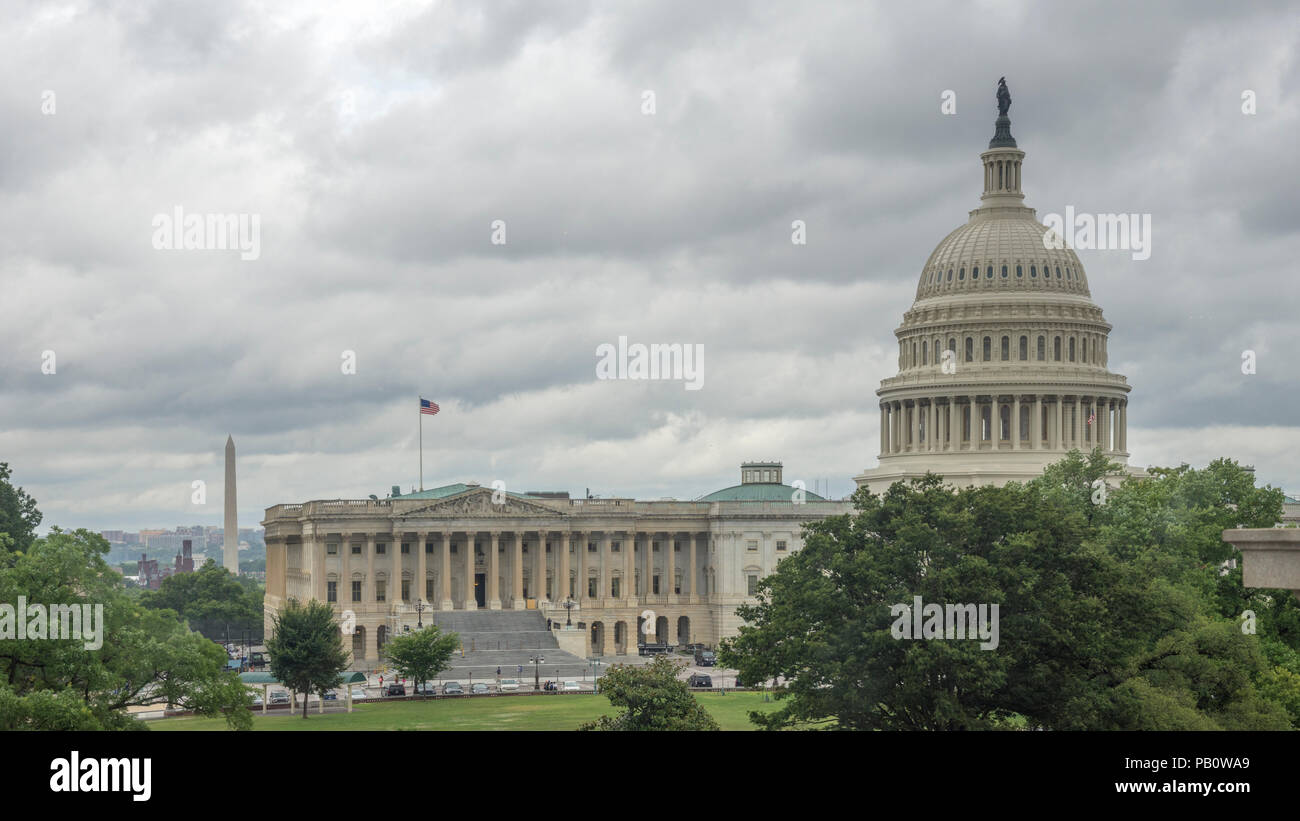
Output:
1000 265 1007 278
947 268 953 282
987 266 993 279
958 268 964 281
1037 336 1046 360
982 336 991 361
1055 266 1061 278
1000 336 1009 360
1029 265 1036 278
1019 336 1028 360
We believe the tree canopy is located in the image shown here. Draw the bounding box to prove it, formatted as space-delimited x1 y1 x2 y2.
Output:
719 451 1298 730
266 598 350 718
580 655 719 731
0 463 41 554
140 559 264 640
381 625 459 693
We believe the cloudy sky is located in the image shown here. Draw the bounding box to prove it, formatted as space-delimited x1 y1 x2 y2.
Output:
2 0 1298 534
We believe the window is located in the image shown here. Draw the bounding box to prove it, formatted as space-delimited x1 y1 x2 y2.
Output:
611 578 621 598
327 581 337 603
588 577 598 597
401 542 410 554
1029 265 1035 278
612 541 621 552
986 265 993 279
1037 336 1046 360
351 544 361 555
1055 266 1061 278
948 338 957 357
1019 336 1028 360
1054 337 1062 361
1082 338 1088 363
965 337 973 362
426 579 434 600
401 579 411 601
911 343 916 366
958 267 965 281
776 540 787 552
351 580 361 603
327 542 338 555
653 576 660 594
921 340 928 364
376 581 386 602
947 268 953 282
376 543 386 555
1001 336 1009 360
1001 265 1008 278
747 540 759 551
589 543 598 552
1069 337 1076 361
747 575 758 596
425 543 433 554
982 336 991 361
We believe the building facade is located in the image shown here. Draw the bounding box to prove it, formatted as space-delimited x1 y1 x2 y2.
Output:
855 89 1137 493
263 463 850 668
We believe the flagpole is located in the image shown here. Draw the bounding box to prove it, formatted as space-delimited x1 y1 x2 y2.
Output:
418 397 424 491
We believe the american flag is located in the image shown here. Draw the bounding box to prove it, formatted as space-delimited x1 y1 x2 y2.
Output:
1087 410 1096 426
420 398 440 416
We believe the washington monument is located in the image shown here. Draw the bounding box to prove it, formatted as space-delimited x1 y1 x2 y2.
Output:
223 435 239 573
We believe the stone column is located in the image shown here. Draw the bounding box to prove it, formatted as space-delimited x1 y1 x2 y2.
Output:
392 529 402 603
624 529 636 605
1012 396 1021 449
600 532 612 604
464 532 476 609
880 405 888 455
341 531 352 606
488 531 501 610
440 531 453 610
968 395 978 448
1119 402 1127 452
910 402 919 452
513 534 524 609
1031 395 1041 449
666 531 677 602
416 531 428 605
365 533 376 603
1074 396 1083 450
927 401 937 452
1053 396 1063 450
689 532 700 603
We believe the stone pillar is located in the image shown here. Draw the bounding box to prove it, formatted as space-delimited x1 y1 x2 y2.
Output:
1119 402 1127 452
440 531 452 610
1012 396 1021 449
910 402 919 452
624 529 636 605
365 533 376 603
341 531 352 606
392 529 402 603
666 531 677 602
1074 396 1083 450
416 531 428 605
968 395 978 448
554 530 567 602
513 534 524 609
880 405 888 455
1032 395 1041 449
927 401 936 452
464 532 476 609
689 532 699 603
600 532 612 604
488 531 501 610
535 529 547 603
1053 396 1063 450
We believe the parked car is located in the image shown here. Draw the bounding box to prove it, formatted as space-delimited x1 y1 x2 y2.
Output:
250 694 263 707
270 690 290 705
688 674 713 688
562 680 580 692
385 684 406 697
322 690 338 701
471 683 490 695
442 682 464 695
350 686 366 701
499 679 520 692
694 649 716 667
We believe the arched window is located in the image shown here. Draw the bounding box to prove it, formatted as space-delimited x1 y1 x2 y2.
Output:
921 340 928 364
948 338 957 357
986 266 993 279
1000 265 1007 278
965 337 974 362
1054 336 1062 361
1030 265 1036 278
1000 404 1010 441
1055 266 1061 278
1081 338 1088 363
958 267 965 281
982 336 991 361
947 268 953 282
1037 335 1045 360
1065 267 1071 280
1019 336 1028 360
1000 336 1009 360
912 342 917 366
1069 337 1076 362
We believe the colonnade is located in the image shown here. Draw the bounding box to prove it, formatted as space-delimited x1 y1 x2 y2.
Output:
878 394 1127 456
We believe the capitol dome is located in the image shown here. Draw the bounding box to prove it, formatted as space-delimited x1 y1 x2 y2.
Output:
855 80 1133 494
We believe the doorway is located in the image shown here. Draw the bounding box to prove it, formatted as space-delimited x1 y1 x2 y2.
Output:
474 573 486 608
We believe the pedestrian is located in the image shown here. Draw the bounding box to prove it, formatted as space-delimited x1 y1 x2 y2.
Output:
496 667 501 677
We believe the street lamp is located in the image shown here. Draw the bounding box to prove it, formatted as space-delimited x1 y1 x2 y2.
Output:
561 596 575 627
530 654 545 692
413 599 427 629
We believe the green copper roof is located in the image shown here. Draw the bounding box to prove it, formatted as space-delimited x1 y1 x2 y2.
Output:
697 483 828 503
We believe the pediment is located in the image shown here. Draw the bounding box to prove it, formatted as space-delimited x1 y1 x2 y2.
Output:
401 488 564 518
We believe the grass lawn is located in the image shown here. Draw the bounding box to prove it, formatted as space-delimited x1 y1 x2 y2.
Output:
151 691 783 731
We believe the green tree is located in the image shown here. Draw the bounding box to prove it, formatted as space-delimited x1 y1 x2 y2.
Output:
719 451 1294 730
0 528 252 730
0 462 41 554
266 599 350 718
381 626 459 693
140 559 264 640
579 655 719 731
